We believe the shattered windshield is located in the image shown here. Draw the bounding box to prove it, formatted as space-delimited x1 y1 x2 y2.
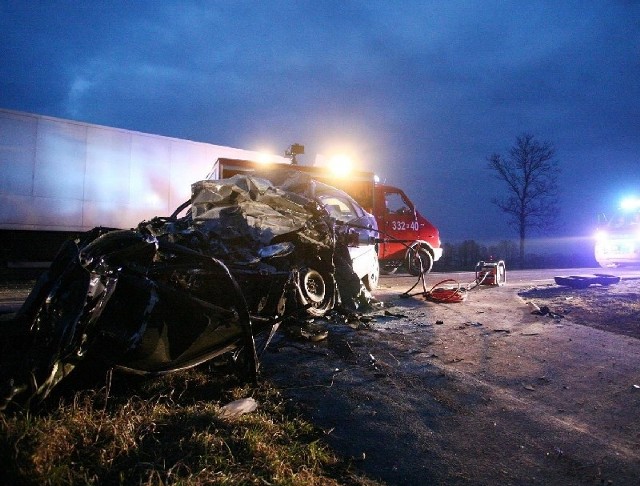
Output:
318 195 356 223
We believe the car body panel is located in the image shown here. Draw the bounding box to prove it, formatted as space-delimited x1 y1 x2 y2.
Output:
313 184 379 289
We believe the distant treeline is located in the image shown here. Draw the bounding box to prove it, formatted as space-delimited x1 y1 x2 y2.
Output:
432 240 598 271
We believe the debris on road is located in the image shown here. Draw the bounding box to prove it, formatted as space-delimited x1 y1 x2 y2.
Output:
554 274 620 289
286 322 330 342
455 321 483 330
530 305 565 319
384 310 408 318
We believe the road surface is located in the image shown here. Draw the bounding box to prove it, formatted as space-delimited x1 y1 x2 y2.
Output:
263 267 640 485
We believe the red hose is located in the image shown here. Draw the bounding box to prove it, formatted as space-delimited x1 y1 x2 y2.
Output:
423 279 468 303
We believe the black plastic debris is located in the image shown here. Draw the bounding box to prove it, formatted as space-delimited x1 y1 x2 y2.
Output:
530 305 564 319
554 274 620 289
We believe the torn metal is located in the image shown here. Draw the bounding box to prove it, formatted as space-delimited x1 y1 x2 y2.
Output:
0 173 374 411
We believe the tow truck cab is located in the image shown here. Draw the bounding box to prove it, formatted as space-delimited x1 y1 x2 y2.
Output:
373 184 443 275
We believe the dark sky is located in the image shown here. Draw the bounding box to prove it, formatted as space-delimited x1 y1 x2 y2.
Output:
1 1 638 251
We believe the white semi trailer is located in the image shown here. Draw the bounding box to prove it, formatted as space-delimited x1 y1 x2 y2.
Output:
0 108 287 269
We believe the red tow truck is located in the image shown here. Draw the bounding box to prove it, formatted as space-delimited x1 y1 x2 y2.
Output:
372 183 443 275
210 157 443 275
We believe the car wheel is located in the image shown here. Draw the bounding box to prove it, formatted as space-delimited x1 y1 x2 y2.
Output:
297 268 336 317
363 256 380 291
407 247 433 276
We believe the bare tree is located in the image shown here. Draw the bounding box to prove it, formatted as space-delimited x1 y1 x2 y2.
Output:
487 134 560 268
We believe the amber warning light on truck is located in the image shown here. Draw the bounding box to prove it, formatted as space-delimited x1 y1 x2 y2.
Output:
327 154 353 178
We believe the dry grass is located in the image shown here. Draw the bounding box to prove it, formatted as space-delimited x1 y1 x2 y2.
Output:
0 365 382 485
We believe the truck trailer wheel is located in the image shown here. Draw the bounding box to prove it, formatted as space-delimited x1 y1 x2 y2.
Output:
407 247 433 276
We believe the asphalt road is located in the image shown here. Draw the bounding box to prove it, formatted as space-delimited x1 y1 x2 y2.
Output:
263 267 640 486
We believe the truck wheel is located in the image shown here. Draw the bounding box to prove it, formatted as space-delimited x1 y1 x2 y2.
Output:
380 265 398 275
363 257 380 291
407 247 433 276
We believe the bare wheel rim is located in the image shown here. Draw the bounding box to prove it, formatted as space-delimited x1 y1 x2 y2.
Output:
302 269 326 303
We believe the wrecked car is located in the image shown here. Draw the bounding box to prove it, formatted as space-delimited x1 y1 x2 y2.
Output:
242 168 379 291
313 183 379 291
0 172 376 411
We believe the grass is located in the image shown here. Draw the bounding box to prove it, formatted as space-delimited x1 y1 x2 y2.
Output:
0 365 382 485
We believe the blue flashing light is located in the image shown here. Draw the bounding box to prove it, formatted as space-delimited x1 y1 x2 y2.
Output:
620 197 640 211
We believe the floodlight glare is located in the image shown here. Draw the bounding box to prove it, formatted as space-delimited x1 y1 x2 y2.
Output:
328 154 353 177
594 230 608 241
257 152 273 164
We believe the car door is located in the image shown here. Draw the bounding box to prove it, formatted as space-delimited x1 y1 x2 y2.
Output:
378 188 419 260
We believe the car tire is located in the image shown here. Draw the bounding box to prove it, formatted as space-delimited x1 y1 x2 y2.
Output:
407 247 433 276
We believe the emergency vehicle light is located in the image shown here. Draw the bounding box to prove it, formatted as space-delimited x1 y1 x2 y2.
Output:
594 230 608 241
620 197 640 211
594 228 640 241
